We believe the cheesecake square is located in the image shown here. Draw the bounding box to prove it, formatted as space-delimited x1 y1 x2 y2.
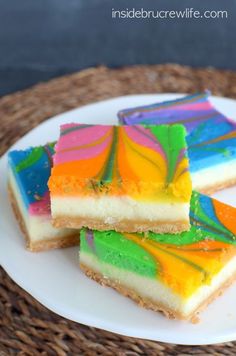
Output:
8 143 79 252
118 92 236 194
48 123 192 233
80 191 236 322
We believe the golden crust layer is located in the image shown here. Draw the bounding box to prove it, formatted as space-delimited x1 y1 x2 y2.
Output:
8 184 80 252
80 263 236 323
52 216 190 234
198 177 236 195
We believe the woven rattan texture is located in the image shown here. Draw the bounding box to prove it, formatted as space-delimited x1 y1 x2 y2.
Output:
1 64 236 355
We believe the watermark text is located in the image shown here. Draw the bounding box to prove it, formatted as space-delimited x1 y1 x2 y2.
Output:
111 8 228 20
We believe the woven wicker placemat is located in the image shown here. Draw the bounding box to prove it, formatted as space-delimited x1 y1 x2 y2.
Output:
1 64 236 355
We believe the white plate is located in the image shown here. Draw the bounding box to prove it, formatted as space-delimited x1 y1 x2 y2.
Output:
1 93 236 345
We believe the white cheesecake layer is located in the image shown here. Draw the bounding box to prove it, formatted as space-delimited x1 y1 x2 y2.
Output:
9 170 75 242
80 252 236 317
51 196 189 222
192 160 236 192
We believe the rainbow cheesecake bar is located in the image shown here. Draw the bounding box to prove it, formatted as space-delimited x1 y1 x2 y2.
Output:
118 92 236 194
48 123 192 233
8 144 79 251
80 191 236 322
